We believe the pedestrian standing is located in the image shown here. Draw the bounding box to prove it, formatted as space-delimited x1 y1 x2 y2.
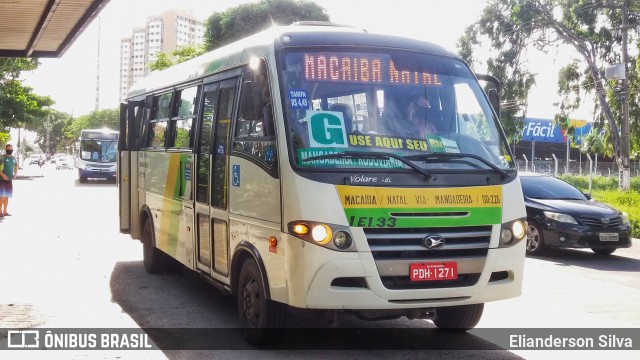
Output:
0 144 18 217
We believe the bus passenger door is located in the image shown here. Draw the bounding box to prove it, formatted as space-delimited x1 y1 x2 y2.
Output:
194 79 235 278
119 100 143 235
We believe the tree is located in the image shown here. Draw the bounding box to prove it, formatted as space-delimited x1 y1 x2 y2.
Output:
148 52 174 72
148 45 207 72
64 108 119 142
26 109 73 154
458 0 640 175
204 0 329 50
0 58 54 136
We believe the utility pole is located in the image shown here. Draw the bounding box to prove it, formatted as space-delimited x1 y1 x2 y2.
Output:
45 115 52 156
620 0 631 190
600 0 631 190
95 16 101 112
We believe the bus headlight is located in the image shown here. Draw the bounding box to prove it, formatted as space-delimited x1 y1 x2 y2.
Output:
311 224 332 244
500 218 527 247
289 221 356 252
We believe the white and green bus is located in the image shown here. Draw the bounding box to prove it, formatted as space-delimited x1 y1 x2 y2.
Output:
118 22 526 345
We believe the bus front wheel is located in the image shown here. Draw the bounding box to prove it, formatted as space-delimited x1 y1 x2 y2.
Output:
237 258 285 346
142 219 167 274
433 303 484 330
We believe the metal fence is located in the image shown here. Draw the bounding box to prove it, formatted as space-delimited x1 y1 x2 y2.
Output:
515 158 640 177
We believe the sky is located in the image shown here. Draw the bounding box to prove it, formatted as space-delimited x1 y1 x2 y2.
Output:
19 0 594 121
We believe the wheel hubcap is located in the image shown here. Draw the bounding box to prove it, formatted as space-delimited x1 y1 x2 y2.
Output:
240 276 262 328
527 226 540 251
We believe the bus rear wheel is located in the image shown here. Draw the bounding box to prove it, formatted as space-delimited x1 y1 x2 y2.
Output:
237 258 285 346
433 303 484 330
142 219 167 274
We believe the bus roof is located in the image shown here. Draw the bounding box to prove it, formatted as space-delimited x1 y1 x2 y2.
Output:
80 128 119 140
126 23 458 99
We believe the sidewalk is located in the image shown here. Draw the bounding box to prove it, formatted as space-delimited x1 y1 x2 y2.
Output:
15 165 45 179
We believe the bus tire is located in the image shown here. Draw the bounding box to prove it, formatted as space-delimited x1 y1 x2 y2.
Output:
237 258 285 346
433 303 483 331
142 219 166 274
79 176 87 183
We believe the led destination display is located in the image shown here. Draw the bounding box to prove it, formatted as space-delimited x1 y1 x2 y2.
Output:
304 53 442 86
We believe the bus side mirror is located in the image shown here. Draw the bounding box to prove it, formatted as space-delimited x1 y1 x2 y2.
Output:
476 74 501 118
486 88 500 118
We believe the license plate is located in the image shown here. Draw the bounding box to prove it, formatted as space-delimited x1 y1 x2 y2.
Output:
410 262 458 281
599 233 619 242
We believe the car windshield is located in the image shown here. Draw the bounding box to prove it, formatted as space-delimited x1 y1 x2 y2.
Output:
521 176 587 200
279 49 514 172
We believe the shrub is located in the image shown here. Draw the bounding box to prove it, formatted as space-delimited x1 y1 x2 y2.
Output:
555 174 640 237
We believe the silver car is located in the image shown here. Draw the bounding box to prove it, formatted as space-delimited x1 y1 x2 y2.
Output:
56 156 74 170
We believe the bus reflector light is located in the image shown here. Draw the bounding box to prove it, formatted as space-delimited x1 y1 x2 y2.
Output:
268 236 278 247
292 224 309 235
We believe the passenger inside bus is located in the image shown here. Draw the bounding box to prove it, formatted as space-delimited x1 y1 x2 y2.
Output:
328 103 355 134
381 90 441 139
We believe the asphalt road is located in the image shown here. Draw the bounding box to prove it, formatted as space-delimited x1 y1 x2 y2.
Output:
0 162 638 359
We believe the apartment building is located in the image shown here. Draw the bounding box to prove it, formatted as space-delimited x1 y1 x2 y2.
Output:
119 10 205 101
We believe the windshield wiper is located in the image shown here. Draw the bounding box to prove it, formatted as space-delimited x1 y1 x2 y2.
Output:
404 152 508 178
301 151 435 180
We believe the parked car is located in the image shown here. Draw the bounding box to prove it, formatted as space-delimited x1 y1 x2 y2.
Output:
520 172 632 256
51 153 66 164
56 156 74 170
28 154 43 165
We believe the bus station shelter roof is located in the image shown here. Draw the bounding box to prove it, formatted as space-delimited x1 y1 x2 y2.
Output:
0 0 110 58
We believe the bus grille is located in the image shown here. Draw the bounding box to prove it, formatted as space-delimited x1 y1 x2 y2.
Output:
363 226 492 290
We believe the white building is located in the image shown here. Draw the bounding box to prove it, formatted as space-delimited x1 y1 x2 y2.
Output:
119 10 205 102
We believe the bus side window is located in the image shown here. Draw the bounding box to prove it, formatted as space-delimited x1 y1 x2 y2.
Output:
171 86 199 149
233 61 277 170
147 92 172 148
150 121 167 148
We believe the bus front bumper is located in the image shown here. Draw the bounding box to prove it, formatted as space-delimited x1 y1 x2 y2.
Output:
283 237 525 310
78 168 116 179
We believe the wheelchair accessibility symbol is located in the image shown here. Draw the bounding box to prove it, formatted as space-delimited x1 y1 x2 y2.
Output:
232 165 240 187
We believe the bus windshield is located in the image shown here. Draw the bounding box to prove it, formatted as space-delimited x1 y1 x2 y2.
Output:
79 139 117 163
280 50 514 172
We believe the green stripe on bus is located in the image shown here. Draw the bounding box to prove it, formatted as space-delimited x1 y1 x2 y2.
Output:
344 207 501 228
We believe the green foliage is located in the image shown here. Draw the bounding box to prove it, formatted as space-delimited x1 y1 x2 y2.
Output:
458 0 640 164
0 58 54 130
0 132 10 146
24 109 73 154
148 45 207 71
204 0 329 50
458 1 537 146
557 174 640 237
591 190 640 237
148 52 174 72
64 108 119 142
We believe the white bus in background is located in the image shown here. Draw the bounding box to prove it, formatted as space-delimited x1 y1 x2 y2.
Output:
76 128 118 183
118 23 527 346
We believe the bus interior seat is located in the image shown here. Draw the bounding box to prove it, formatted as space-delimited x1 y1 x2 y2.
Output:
328 103 354 134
